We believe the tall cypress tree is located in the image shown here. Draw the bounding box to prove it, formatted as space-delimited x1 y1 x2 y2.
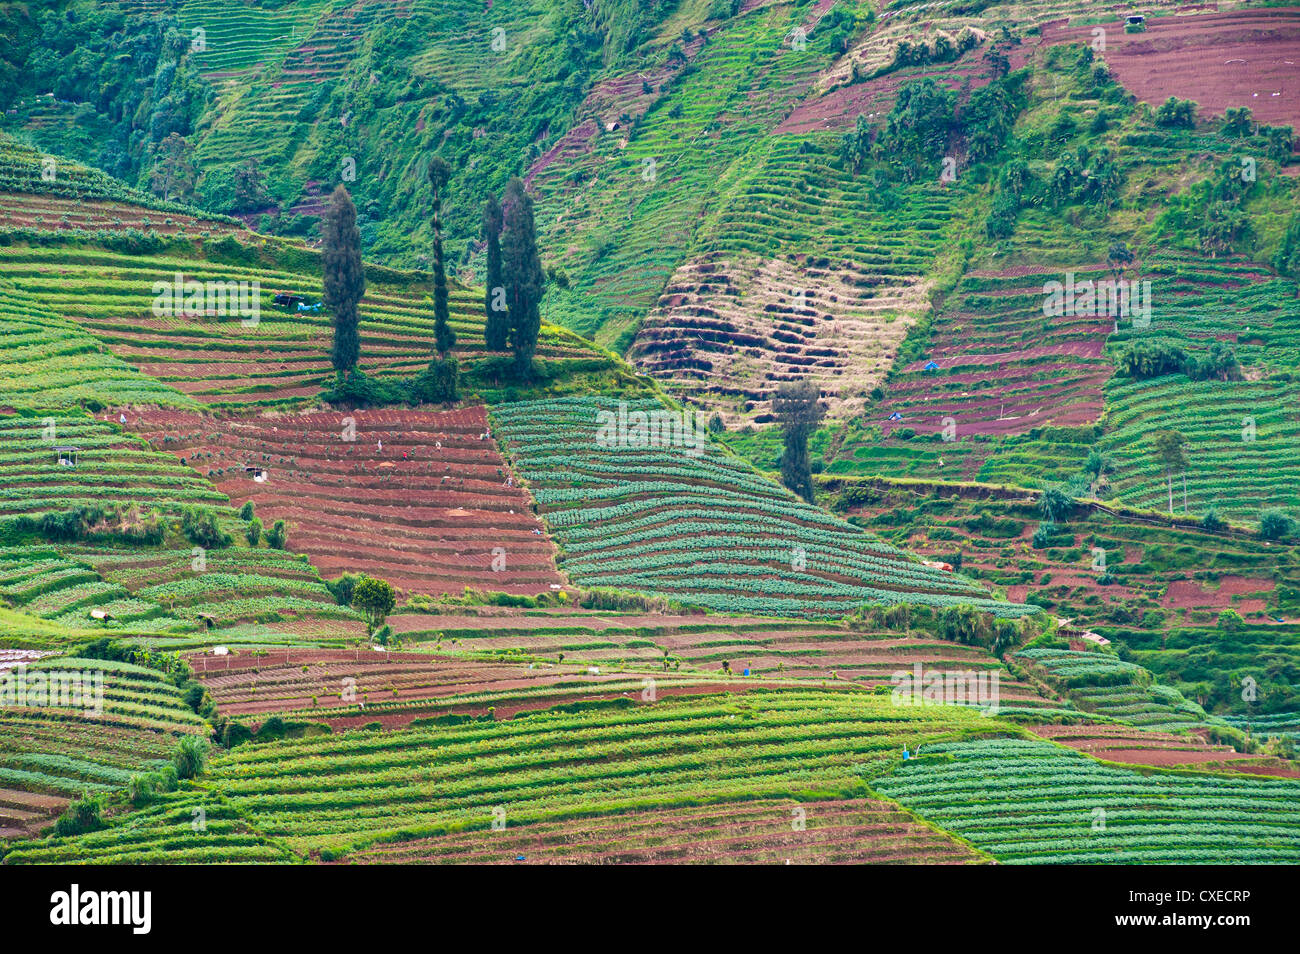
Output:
773 380 825 504
323 185 365 373
428 158 455 357
500 177 543 377
482 194 508 351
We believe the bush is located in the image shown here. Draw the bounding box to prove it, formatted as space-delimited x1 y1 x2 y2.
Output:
239 502 255 520
55 793 105 837
181 507 232 549
245 517 262 546
1260 509 1296 541
173 735 210 780
1201 508 1227 532
1218 609 1245 632
327 572 359 606
265 519 288 549
1155 96 1196 128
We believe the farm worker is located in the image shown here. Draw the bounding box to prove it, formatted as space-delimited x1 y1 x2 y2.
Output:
119 413 127 424
377 439 383 453
903 747 909 760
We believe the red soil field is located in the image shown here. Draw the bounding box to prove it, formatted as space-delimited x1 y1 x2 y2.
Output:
339 798 987 864
1030 723 1297 777
1042 9 1300 128
127 405 565 597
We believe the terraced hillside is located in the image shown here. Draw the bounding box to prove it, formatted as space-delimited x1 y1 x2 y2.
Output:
492 396 1032 618
833 475 1300 719
0 412 359 633
128 405 563 596
876 736 1300 864
0 655 207 839
344 797 991 864
0 133 243 237
0 242 621 410
7 688 1018 861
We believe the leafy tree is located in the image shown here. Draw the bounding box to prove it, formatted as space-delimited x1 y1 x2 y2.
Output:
1260 509 1296 541
323 186 365 373
773 380 825 503
839 115 874 175
962 72 1026 161
1201 507 1227 532
1115 340 1188 379
1199 200 1251 256
1218 609 1245 632
353 576 397 635
880 78 957 181
245 517 262 546
1039 486 1075 523
149 133 195 202
428 157 456 357
232 157 271 212
1152 429 1189 514
482 195 508 350
500 177 544 377
1221 106 1253 138
238 501 255 520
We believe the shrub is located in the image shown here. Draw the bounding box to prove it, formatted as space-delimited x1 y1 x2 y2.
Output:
55 793 105 837
1201 508 1227 532
327 573 359 606
181 507 232 549
1218 609 1245 632
1260 509 1296 541
173 735 210 780
245 517 262 546
239 502 255 520
266 519 288 549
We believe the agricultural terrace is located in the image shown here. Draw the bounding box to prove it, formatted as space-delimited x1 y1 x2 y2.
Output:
0 545 186 633
69 543 360 634
128 405 563 596
0 414 224 522
345 797 989 864
491 396 1034 618
0 242 618 409
0 656 206 840
1015 647 1211 734
174 689 1017 857
1100 256 1300 523
834 476 1300 717
0 793 296 864
0 133 242 231
1041 9 1300 128
1028 723 1297 775
385 610 1063 714
0 276 189 411
876 736 1300 863
627 133 971 426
